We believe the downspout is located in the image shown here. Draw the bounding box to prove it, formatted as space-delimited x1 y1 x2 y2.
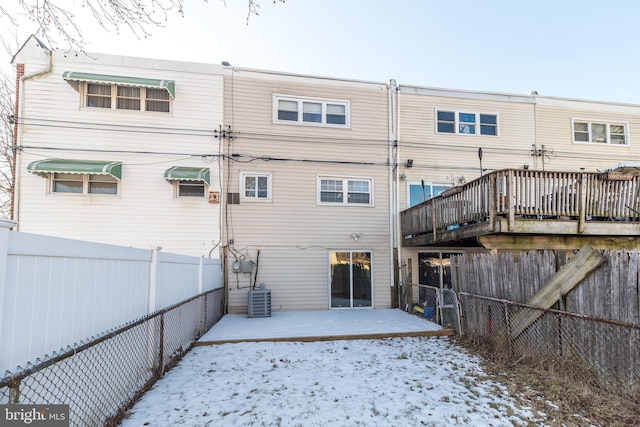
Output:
13 52 52 230
387 79 397 295
394 86 402 282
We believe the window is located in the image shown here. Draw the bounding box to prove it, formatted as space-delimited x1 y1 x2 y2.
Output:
318 176 373 205
573 120 628 145
52 173 118 195
85 83 170 112
177 181 206 197
274 95 349 127
146 88 170 112
436 110 498 136
164 166 209 198
87 84 112 108
241 172 272 201
408 182 450 207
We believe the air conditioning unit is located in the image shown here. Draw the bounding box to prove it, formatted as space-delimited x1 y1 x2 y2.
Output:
248 283 271 318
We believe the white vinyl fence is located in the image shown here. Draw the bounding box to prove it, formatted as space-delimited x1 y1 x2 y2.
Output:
0 222 222 375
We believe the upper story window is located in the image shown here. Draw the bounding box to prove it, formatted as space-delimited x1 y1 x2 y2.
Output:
436 110 498 136
63 72 175 113
274 95 349 127
318 176 373 206
407 182 450 208
573 120 628 145
86 83 170 112
241 172 272 201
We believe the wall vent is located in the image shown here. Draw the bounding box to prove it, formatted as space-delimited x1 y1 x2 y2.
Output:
248 283 271 318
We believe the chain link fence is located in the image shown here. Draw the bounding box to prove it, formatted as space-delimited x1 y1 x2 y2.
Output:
0 288 224 427
459 292 640 403
399 282 462 334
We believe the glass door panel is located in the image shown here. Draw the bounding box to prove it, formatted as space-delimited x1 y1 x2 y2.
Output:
330 251 372 308
330 252 351 308
352 252 372 307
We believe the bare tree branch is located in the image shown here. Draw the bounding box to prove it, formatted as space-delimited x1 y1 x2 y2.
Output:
5 0 187 52
1 1 284 52
247 0 284 24
0 70 15 218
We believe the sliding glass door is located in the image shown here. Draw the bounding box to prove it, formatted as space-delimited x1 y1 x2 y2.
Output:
330 251 372 308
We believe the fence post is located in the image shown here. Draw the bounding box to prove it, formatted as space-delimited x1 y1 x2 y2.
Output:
0 220 16 368
503 301 512 355
198 256 204 294
8 380 19 404
158 313 165 379
148 248 160 314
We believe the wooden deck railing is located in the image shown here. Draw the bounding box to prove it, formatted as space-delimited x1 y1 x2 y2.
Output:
401 169 640 240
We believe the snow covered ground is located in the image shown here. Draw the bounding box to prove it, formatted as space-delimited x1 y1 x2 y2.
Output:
120 336 548 426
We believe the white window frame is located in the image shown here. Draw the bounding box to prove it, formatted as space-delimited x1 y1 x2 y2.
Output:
173 180 207 198
572 119 629 145
240 172 272 202
82 83 171 113
50 173 119 195
317 175 374 206
273 94 350 128
435 109 499 136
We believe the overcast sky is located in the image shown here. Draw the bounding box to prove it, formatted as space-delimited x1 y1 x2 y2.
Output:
3 0 640 104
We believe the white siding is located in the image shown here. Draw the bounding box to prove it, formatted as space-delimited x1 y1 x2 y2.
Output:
15 48 224 257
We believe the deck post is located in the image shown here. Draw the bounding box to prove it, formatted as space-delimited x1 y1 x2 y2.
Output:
488 173 497 231
578 173 587 234
507 170 515 232
432 200 437 241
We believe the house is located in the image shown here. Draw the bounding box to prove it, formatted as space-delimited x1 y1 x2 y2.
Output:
393 85 640 288
220 67 395 312
11 36 224 257
13 35 640 312
11 37 396 312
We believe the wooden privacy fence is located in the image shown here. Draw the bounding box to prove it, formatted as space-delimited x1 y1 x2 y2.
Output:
451 249 640 325
458 293 640 403
453 248 640 403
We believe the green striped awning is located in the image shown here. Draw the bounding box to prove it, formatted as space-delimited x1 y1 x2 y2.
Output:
62 72 175 98
27 159 122 180
164 167 210 185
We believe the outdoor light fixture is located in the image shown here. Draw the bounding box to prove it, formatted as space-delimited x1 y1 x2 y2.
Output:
406 159 413 168
351 233 362 241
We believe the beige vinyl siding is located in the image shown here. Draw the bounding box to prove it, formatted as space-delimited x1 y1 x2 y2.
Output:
397 91 536 208
16 50 224 257
534 103 640 172
224 70 392 312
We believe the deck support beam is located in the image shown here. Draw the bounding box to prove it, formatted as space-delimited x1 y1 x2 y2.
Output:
478 235 640 251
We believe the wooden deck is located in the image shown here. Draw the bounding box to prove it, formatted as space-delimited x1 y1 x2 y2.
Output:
195 309 451 345
401 169 640 249
197 329 454 345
